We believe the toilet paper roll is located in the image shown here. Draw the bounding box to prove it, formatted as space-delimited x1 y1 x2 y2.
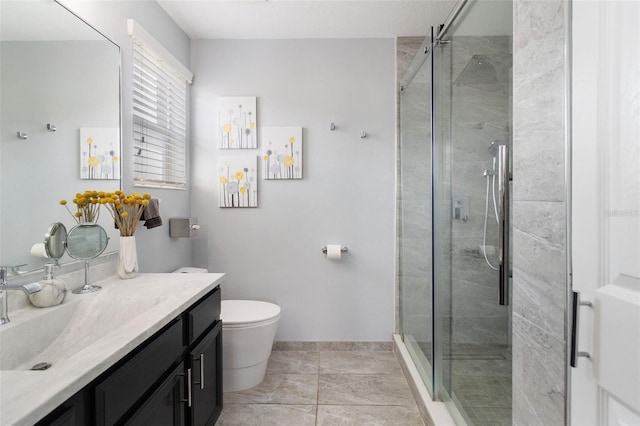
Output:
326 244 342 260
30 243 49 258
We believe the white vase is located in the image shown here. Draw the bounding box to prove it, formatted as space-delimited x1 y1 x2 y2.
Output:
118 236 138 279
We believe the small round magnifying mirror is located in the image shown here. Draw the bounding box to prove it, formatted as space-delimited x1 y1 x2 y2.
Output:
66 223 109 294
44 222 67 261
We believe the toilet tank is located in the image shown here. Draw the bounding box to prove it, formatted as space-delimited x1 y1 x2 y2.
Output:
172 267 209 273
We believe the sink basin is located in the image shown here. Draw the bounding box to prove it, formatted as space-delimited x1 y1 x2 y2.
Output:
0 288 165 371
0 300 80 371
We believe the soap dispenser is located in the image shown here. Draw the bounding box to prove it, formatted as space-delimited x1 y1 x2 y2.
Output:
29 264 67 308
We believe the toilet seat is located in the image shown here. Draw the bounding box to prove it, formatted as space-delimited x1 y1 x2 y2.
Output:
222 300 280 328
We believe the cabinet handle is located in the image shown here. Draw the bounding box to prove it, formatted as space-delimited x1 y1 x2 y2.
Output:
194 353 206 390
187 368 192 407
200 354 205 390
178 370 192 408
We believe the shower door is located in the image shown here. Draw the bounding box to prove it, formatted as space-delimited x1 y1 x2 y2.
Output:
398 42 434 393
432 1 513 424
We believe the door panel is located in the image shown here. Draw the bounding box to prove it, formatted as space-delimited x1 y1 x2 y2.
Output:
571 0 640 423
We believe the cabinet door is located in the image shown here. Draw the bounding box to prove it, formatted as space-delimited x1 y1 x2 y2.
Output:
188 321 222 426
125 362 186 426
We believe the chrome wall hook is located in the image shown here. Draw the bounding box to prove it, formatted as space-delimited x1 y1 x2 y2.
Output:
330 122 336 131
16 132 27 140
46 123 57 132
360 130 367 139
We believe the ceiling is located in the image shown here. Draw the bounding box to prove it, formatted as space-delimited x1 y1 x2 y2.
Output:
156 0 459 39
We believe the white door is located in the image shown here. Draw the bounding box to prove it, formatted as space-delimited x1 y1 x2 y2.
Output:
571 1 640 425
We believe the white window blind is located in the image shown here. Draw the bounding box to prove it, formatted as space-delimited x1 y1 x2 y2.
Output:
128 19 193 189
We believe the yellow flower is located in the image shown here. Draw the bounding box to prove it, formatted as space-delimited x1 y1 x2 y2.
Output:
234 171 244 180
121 211 129 218
263 155 269 161
283 156 294 167
250 122 256 129
223 123 232 134
88 156 99 168
240 187 247 194
289 136 296 144
60 200 67 205
219 176 228 184
86 138 93 145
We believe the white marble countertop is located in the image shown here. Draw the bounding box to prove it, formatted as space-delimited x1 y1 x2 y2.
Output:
0 272 225 426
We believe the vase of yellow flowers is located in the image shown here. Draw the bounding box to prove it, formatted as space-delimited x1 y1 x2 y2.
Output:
101 191 151 279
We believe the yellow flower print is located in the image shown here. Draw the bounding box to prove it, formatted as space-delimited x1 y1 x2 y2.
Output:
223 123 232 134
240 187 247 194
235 171 244 181
283 156 294 167
263 155 269 161
219 176 228 184
250 122 256 129
88 156 99 168
86 137 93 145
289 137 296 144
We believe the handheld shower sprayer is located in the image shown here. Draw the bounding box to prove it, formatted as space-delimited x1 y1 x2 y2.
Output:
483 140 502 271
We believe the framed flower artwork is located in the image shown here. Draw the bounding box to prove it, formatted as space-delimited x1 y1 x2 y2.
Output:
262 127 303 180
217 97 257 149
218 156 258 208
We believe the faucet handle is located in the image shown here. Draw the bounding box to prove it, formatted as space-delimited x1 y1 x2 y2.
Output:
0 265 27 280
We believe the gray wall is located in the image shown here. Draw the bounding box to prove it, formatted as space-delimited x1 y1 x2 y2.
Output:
190 39 396 341
61 0 193 272
512 0 568 424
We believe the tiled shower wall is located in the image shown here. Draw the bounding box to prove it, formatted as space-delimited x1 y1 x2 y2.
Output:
512 0 568 424
450 36 511 347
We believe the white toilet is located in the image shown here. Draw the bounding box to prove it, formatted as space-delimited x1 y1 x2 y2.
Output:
172 267 280 392
222 300 280 392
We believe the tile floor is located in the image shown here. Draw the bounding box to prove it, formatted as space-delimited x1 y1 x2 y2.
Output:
218 349 425 425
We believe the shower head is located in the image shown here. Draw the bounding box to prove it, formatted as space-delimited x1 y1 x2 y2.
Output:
454 54 498 86
488 141 500 157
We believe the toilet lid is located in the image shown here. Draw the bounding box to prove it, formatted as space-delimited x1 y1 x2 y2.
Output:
221 300 281 325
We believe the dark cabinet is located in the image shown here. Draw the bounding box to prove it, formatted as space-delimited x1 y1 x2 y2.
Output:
35 388 91 426
36 285 222 426
188 321 223 426
95 319 183 426
125 362 186 426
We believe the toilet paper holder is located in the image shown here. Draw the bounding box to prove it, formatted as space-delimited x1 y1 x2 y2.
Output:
321 246 348 254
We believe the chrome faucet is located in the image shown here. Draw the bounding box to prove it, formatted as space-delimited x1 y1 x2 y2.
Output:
0 266 42 325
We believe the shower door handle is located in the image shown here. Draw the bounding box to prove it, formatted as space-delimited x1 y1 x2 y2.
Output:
497 145 509 305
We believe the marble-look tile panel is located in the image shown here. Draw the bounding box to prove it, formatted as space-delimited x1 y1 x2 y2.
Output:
512 313 565 425
319 374 415 406
266 351 319 375
217 404 316 426
317 404 424 426
319 351 403 375
224 374 318 405
512 200 566 249
512 228 566 339
512 382 543 426
513 0 566 203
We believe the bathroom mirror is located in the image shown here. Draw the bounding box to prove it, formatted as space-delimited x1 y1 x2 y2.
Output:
66 223 109 294
66 224 109 260
0 1 121 273
44 222 68 260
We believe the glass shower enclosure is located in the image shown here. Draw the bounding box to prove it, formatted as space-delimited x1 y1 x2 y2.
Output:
398 1 513 424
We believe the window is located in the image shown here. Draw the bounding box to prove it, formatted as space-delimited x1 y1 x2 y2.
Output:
128 19 193 189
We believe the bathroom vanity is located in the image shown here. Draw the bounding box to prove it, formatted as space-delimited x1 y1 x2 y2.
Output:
0 273 224 426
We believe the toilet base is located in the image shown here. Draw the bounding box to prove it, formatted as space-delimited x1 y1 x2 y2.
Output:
223 360 269 392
